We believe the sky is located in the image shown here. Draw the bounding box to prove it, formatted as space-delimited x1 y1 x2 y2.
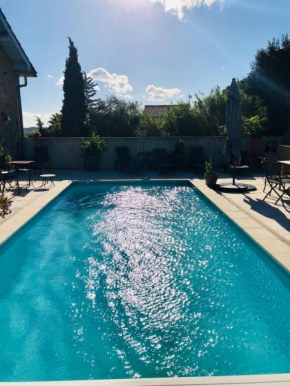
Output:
1 0 290 127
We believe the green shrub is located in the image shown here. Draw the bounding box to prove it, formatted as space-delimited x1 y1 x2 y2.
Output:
28 130 42 139
205 161 216 175
81 132 107 155
0 144 11 168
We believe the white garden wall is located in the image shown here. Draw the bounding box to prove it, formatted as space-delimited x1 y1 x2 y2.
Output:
24 136 282 170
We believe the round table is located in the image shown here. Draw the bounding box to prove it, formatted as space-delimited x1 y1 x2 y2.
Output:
40 174 56 187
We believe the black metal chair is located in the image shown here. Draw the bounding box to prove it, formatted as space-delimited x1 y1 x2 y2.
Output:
34 147 50 172
0 169 18 194
153 148 176 174
259 156 267 192
263 161 290 205
188 146 205 173
115 147 143 174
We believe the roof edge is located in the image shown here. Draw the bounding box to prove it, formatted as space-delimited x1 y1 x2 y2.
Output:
0 8 37 77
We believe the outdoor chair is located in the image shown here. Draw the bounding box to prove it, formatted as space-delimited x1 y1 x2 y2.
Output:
263 161 290 205
0 169 17 194
153 148 176 174
188 146 205 173
115 146 143 174
13 161 43 191
259 156 267 192
33 147 51 172
228 151 250 177
30 162 44 182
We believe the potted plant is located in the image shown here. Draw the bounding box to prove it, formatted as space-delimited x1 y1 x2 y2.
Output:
204 161 218 186
81 132 107 171
0 143 11 168
0 194 12 218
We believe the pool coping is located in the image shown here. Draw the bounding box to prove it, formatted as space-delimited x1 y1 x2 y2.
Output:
2 373 290 385
1 178 290 386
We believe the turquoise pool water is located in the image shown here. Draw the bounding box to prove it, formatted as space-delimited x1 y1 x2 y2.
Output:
1 181 290 381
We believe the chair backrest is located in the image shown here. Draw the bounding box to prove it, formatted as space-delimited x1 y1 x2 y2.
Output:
264 161 281 178
116 146 131 165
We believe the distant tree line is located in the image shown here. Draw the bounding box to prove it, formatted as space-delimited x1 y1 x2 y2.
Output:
31 34 290 139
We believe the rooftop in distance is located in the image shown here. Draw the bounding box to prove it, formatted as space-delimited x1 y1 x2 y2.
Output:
144 105 178 117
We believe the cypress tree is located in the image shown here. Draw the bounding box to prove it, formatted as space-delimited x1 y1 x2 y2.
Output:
83 72 98 133
61 38 86 136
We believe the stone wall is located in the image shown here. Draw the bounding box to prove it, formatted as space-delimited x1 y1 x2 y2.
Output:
0 46 21 157
24 136 282 170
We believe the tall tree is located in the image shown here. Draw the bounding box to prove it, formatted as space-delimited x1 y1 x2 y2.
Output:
248 34 290 135
90 96 141 137
48 113 62 136
83 72 98 133
61 38 86 137
35 116 45 135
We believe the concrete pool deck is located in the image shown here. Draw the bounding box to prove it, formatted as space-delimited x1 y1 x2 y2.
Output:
1 170 290 386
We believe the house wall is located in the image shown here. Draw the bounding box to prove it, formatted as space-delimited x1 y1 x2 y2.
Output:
24 136 282 170
0 46 21 157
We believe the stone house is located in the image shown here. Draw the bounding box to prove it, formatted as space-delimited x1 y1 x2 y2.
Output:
0 8 36 158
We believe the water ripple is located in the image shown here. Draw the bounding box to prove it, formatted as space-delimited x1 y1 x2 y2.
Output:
1 184 290 381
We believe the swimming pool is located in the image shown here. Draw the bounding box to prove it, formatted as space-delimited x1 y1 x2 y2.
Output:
0 181 290 381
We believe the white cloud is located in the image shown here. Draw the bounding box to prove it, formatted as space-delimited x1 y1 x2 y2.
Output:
94 84 101 92
47 74 53 79
146 84 181 101
88 67 133 97
116 94 133 99
56 76 64 86
23 112 53 128
150 0 223 20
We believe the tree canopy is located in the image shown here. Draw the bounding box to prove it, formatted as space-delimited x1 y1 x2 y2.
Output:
247 34 290 136
41 33 290 138
83 72 98 133
90 96 142 137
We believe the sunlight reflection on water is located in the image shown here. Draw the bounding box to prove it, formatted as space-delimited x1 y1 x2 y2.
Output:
1 183 290 381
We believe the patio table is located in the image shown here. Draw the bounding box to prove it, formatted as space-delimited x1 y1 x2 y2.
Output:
278 160 290 177
7 160 35 193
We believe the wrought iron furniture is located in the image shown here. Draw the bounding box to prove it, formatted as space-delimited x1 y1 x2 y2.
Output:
34 147 50 171
39 174 56 188
263 161 290 205
115 147 143 174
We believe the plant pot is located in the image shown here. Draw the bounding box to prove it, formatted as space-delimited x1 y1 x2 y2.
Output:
205 173 218 186
82 154 101 171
